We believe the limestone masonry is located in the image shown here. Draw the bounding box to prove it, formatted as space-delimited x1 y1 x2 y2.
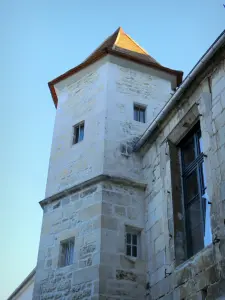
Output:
8 28 225 300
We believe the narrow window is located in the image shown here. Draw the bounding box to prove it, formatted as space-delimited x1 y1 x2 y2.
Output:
73 122 84 144
180 122 212 258
134 105 146 123
59 238 75 267
125 228 140 258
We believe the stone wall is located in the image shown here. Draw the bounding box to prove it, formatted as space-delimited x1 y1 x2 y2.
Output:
45 58 108 198
142 50 225 299
103 56 177 183
33 179 146 300
33 183 102 299
99 181 146 299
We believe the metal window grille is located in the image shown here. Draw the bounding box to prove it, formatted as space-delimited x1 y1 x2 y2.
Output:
134 105 146 123
180 122 211 258
126 232 138 257
59 238 74 267
73 122 84 144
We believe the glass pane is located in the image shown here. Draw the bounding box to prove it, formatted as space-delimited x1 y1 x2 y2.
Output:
75 126 79 143
188 224 204 256
126 233 131 244
198 131 203 153
186 198 201 230
132 234 137 245
200 162 207 191
79 125 84 142
65 245 69 265
69 241 74 264
202 193 212 247
139 109 145 123
134 108 139 121
185 170 199 203
126 245 131 256
182 136 196 168
132 246 137 257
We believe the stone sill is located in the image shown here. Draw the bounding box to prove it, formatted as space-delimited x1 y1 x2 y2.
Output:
175 243 213 272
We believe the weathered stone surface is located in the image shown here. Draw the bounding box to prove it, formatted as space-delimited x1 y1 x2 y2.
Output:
116 270 136 281
33 39 225 300
80 243 96 258
80 186 97 198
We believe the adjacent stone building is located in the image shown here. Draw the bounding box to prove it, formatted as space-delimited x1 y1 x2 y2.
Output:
8 28 225 300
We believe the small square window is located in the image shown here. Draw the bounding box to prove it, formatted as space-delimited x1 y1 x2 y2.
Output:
134 105 146 123
73 122 84 144
125 229 140 258
59 238 74 267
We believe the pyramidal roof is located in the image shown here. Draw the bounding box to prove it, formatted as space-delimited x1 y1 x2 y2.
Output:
84 27 161 66
49 27 183 107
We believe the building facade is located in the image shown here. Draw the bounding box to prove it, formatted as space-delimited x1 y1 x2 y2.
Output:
8 28 225 300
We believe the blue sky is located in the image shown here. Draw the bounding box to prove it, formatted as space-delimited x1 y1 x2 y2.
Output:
0 0 224 298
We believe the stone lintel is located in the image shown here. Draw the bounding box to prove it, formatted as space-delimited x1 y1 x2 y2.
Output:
39 174 147 209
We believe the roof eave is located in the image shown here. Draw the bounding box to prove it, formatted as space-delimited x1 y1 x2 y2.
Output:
48 48 183 108
48 49 109 108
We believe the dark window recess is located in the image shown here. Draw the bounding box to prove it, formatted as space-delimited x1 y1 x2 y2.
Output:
73 122 84 144
59 238 74 267
180 123 208 258
126 233 138 258
134 105 146 123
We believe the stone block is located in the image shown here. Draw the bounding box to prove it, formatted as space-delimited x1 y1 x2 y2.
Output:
78 203 101 221
102 190 131 206
212 100 223 120
207 278 225 299
80 186 97 198
150 266 165 286
102 202 113 215
127 207 139 220
101 216 118 230
114 205 126 216
71 193 79 202
174 263 192 287
73 265 99 285
154 234 165 254
116 270 136 281
80 243 96 259
214 110 225 131
180 279 196 299
155 249 165 270
99 265 114 282
120 255 135 269
195 264 220 292
150 219 163 242
62 197 70 206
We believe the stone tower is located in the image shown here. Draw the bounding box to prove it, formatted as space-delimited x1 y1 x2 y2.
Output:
32 27 182 299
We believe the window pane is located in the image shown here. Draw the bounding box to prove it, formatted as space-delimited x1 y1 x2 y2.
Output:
188 224 204 256
126 233 131 244
198 131 203 153
126 245 131 256
202 193 212 247
132 246 137 257
200 162 207 191
185 170 199 203
186 198 201 230
139 109 145 123
75 126 79 143
69 241 74 264
79 125 84 142
132 234 137 245
182 136 196 168
134 107 139 121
